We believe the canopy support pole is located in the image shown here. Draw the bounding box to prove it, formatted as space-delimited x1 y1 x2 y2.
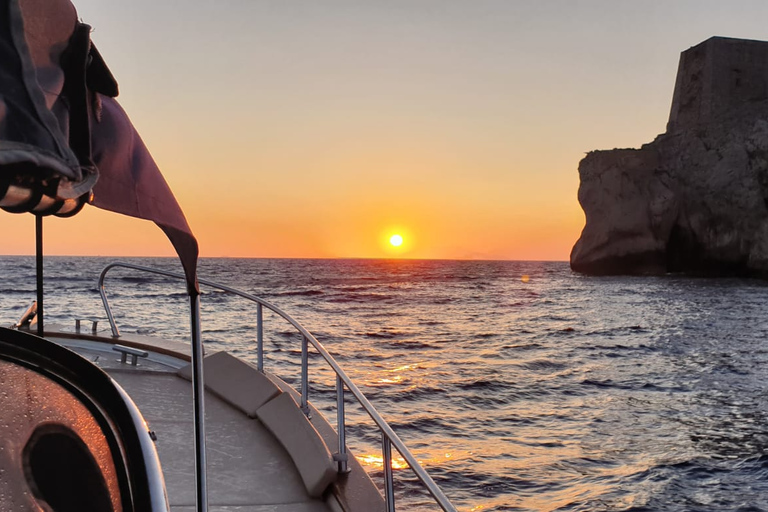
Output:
35 215 43 337
189 293 208 512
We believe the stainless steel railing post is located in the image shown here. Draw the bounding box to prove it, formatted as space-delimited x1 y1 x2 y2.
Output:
336 375 349 473
256 303 264 372
382 434 396 512
189 293 209 512
98 264 121 338
301 335 310 417
35 215 44 337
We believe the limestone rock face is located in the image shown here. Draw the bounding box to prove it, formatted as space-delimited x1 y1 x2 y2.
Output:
571 37 768 277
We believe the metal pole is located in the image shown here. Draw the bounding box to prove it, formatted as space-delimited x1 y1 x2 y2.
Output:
189 293 208 512
336 375 349 473
382 433 395 512
257 303 264 371
301 335 310 417
35 215 43 337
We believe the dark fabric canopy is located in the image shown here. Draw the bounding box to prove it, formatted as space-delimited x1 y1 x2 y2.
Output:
0 0 96 197
91 96 199 294
0 0 199 294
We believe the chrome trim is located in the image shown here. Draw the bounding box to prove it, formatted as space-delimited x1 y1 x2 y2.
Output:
98 262 457 512
112 384 171 511
383 435 395 512
300 335 310 417
335 375 349 474
113 344 149 366
256 303 264 372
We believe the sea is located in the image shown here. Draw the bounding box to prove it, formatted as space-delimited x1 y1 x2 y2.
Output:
1 256 768 512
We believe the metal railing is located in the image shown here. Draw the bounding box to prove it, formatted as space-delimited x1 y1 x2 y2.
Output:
98 262 457 512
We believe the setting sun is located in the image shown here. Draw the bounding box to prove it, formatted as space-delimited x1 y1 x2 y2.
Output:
380 227 413 256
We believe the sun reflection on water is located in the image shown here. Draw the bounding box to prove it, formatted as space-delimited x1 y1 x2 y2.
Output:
379 374 404 384
368 361 430 388
357 453 411 470
387 363 423 373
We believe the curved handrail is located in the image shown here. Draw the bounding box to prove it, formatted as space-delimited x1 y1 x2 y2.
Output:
98 261 457 512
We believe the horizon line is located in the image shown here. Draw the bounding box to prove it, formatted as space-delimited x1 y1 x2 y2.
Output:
0 254 570 263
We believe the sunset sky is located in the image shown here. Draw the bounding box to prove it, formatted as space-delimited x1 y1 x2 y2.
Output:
3 0 768 260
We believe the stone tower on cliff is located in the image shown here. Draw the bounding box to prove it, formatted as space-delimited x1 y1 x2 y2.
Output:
667 36 768 132
572 36 768 277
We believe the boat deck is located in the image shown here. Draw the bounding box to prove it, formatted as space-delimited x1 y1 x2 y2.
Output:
55 337 332 512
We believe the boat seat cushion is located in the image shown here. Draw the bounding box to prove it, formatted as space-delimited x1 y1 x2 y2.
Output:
176 351 281 417
256 392 338 498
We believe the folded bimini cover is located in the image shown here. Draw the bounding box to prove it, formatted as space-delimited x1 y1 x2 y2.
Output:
0 0 198 293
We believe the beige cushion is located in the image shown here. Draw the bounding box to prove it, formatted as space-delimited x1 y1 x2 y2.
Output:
256 392 338 498
176 351 281 417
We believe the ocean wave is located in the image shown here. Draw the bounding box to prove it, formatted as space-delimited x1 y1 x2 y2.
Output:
580 378 635 390
387 417 456 434
458 379 508 391
129 292 189 300
0 288 35 295
584 325 650 337
116 275 156 284
517 359 569 372
269 289 325 297
327 293 395 303
364 330 409 339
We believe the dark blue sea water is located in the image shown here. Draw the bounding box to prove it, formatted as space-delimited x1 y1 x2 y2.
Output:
2 256 768 511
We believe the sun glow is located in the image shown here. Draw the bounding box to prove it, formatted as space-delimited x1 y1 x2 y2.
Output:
379 227 413 256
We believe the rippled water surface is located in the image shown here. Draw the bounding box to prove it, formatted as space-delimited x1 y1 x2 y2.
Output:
2 257 768 511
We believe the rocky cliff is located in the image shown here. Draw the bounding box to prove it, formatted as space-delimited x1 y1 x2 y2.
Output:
571 37 768 277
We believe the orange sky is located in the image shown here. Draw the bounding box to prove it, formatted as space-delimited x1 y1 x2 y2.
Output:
3 1 767 260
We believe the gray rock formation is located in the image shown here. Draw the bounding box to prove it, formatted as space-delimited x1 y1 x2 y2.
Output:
571 36 768 277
